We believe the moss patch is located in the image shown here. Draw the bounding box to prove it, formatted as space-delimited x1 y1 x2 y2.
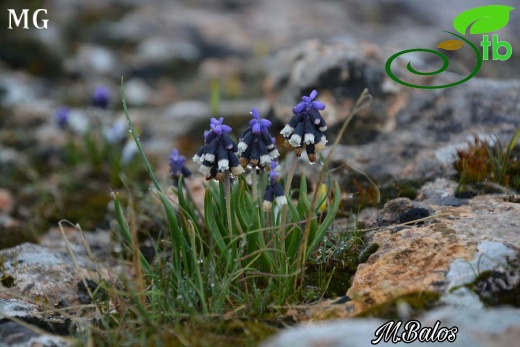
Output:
90 318 278 347
465 259 520 308
355 291 441 319
305 243 379 299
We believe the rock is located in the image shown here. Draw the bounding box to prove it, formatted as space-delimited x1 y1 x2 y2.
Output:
266 40 520 190
0 73 41 108
64 44 118 77
446 241 517 291
261 318 385 347
417 178 468 207
122 79 153 106
261 307 520 347
0 228 117 307
299 190 520 320
0 299 72 347
136 37 200 63
376 197 433 226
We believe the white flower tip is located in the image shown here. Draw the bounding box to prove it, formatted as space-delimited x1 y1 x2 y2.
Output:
280 125 294 137
204 153 216 163
275 196 287 206
218 159 229 171
268 149 280 159
238 142 248 153
319 125 327 132
198 165 212 177
289 134 302 147
304 133 315 145
192 155 201 163
260 155 271 166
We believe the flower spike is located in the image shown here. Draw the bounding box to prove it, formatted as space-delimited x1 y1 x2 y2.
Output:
194 117 244 181
238 108 279 168
262 161 287 212
169 148 192 187
281 90 328 163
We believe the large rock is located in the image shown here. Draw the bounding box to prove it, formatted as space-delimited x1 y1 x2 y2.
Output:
0 228 117 307
0 299 71 347
265 40 520 187
300 180 519 320
261 307 520 347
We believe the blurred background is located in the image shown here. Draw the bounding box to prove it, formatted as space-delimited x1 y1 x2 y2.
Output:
1 0 519 245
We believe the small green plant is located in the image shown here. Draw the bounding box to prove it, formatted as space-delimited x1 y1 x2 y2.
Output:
455 127 520 194
86 79 373 344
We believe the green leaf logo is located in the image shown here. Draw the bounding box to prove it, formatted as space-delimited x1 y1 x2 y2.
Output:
453 5 515 35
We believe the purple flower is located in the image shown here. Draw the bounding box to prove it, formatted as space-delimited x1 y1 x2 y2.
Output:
281 90 328 163
262 161 287 211
55 106 70 130
92 86 111 109
292 90 326 114
193 117 244 181
237 108 280 168
170 149 192 186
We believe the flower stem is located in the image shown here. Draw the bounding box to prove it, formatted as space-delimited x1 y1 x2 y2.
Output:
278 154 298 251
252 168 258 205
294 88 372 290
225 171 233 237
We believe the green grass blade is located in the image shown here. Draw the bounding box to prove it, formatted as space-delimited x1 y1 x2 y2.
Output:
121 77 162 193
307 180 342 256
113 193 153 274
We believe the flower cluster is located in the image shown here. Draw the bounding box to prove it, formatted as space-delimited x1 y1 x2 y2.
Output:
237 108 279 168
193 117 244 181
262 161 287 211
169 148 192 187
280 90 327 163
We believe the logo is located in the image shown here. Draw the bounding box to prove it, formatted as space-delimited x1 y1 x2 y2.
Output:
371 320 459 345
385 5 514 89
7 9 48 29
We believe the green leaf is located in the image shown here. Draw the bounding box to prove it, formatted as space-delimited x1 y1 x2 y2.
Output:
204 190 227 257
296 175 309 219
156 190 182 270
453 5 514 35
307 180 342 257
113 193 153 275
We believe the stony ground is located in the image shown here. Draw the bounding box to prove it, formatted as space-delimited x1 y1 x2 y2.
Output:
1 0 519 346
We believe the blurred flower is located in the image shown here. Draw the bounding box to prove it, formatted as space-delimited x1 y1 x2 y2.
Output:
92 86 111 109
121 140 138 165
262 161 287 211
169 148 192 187
103 117 127 144
55 106 70 130
280 90 328 163
193 117 244 181
237 108 280 168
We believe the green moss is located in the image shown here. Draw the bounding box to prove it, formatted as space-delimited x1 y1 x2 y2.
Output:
355 291 441 319
56 191 111 230
340 174 423 213
0 224 38 250
305 243 379 299
464 263 520 307
89 318 278 347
